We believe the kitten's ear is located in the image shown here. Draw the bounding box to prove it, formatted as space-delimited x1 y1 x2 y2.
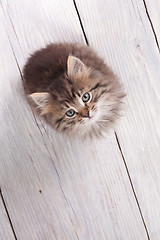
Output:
29 92 51 115
67 56 88 77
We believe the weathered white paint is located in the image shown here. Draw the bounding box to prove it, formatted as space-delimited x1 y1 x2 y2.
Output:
75 0 160 239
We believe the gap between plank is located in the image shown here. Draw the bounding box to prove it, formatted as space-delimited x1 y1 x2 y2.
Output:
142 0 160 51
73 1 150 239
0 188 18 240
115 133 150 240
73 0 89 45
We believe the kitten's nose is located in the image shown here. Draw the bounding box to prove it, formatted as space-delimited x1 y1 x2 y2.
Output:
80 107 90 118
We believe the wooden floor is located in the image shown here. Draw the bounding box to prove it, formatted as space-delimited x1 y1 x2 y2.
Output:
0 0 160 239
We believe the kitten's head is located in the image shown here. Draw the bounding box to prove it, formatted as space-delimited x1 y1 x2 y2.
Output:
29 56 125 138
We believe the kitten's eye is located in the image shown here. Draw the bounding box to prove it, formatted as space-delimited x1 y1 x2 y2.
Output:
66 109 75 117
82 92 90 102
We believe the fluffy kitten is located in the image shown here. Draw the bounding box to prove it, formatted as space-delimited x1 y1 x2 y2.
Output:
23 43 125 138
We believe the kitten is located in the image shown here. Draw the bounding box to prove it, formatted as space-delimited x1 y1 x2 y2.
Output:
23 43 125 138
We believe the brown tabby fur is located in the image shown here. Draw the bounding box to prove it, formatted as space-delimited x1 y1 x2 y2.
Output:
23 43 125 138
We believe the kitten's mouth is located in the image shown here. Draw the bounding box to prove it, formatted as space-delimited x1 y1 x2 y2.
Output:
83 114 92 119
82 113 92 120
83 115 93 121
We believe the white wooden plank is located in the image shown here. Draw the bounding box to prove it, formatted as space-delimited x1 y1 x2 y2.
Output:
75 0 160 239
0 11 81 240
0 195 15 240
0 0 149 239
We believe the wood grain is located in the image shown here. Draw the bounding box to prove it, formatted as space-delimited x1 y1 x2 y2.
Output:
0 0 151 239
75 0 160 239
